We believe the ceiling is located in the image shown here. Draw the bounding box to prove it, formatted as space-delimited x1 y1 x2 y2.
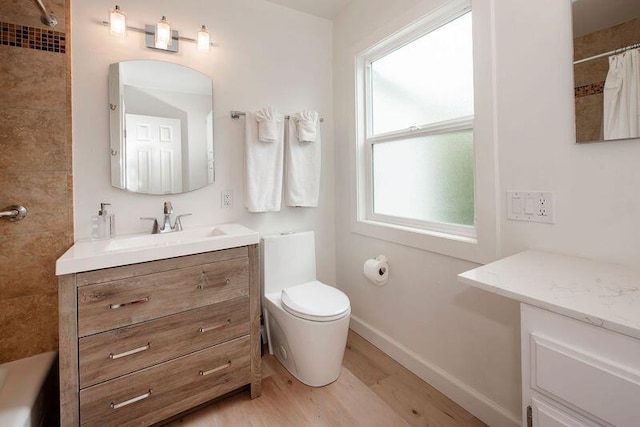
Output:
263 0 353 20
265 0 640 32
572 0 640 37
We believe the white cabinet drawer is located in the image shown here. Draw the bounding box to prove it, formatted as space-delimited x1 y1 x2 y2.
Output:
531 397 599 427
522 304 640 427
530 334 640 426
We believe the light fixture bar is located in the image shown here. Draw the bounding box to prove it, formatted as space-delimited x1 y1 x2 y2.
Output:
100 21 215 46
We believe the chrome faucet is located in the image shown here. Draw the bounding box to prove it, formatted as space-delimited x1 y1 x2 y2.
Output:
140 201 192 234
162 201 174 232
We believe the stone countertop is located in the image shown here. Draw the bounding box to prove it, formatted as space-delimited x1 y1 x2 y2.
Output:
458 250 640 340
56 223 259 275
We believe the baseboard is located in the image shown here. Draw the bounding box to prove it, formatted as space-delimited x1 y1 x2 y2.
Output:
350 315 520 427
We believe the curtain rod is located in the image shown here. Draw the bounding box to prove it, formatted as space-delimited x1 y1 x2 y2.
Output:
574 41 640 65
230 110 324 123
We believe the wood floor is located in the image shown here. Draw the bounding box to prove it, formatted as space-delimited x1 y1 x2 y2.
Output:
166 330 487 427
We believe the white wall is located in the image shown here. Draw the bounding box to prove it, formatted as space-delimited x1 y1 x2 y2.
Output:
334 0 640 426
71 0 336 283
333 1 521 424
495 0 640 267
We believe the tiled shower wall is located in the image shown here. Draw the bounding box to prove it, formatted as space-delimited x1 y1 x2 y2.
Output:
0 0 71 363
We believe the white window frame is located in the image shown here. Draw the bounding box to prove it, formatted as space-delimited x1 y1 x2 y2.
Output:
352 0 498 263
365 118 476 239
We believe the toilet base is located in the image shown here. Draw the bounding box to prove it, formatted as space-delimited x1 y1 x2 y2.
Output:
264 294 350 387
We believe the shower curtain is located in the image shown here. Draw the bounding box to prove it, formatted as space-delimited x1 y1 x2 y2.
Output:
603 48 640 140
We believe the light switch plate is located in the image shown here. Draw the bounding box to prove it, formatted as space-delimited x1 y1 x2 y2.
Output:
507 191 554 224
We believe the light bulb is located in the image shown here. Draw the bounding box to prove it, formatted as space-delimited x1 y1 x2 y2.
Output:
155 16 172 49
109 5 126 36
197 25 210 51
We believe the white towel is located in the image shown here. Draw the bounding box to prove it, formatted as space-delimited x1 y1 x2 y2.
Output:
285 114 321 207
294 110 319 143
256 107 283 143
245 111 284 212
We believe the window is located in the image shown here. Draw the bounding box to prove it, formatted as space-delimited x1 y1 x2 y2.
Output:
358 4 476 239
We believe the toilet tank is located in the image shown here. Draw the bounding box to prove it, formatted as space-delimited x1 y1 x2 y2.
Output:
262 231 317 294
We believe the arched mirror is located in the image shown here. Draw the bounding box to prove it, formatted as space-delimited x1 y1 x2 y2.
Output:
573 0 640 143
109 60 214 194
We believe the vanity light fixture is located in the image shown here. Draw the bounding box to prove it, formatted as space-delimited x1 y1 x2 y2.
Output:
109 5 126 36
155 16 172 50
197 25 210 51
102 6 215 53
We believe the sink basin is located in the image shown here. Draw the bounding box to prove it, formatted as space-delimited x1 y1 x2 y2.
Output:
56 223 259 275
105 226 227 252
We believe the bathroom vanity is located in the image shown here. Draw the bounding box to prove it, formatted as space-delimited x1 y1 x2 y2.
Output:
56 224 261 426
459 251 640 427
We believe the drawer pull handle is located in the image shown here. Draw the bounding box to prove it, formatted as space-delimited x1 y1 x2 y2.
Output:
109 343 150 360
197 276 231 290
110 389 152 409
199 361 231 376
109 297 150 310
198 319 231 333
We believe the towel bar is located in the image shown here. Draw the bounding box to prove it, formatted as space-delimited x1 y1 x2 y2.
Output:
230 110 324 122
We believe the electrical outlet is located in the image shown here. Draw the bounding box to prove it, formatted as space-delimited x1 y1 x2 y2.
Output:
221 190 233 208
507 191 554 224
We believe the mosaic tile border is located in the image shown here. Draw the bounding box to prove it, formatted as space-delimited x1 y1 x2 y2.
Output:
575 81 605 98
0 22 66 54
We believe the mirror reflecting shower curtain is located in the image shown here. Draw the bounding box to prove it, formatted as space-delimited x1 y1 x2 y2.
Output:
603 49 640 140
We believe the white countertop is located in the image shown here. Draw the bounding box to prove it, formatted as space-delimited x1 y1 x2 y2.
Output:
458 250 640 340
56 223 259 275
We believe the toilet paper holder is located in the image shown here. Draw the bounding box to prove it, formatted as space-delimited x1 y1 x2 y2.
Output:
374 255 387 275
363 255 389 286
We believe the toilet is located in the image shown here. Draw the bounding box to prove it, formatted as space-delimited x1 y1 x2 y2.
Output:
261 231 351 387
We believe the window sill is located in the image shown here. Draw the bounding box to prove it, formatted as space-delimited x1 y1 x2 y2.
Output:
352 218 487 263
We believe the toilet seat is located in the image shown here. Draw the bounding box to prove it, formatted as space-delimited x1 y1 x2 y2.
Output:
281 281 350 322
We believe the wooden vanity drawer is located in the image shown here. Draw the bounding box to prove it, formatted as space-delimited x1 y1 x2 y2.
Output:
79 296 250 388
79 335 251 427
77 257 249 336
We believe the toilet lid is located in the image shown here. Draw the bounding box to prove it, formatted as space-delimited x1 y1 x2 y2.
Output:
281 281 350 322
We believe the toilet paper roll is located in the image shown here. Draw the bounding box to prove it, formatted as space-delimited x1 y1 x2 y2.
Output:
363 255 389 286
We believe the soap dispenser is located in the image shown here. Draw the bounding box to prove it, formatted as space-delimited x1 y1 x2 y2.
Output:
91 202 114 239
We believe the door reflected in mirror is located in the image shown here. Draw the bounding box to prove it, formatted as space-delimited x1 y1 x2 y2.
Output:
109 60 214 194
573 0 640 143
